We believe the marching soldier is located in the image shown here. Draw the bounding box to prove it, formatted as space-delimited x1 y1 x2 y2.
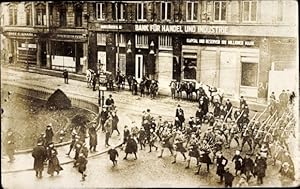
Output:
185 134 200 169
172 131 187 164
227 121 240 148
195 139 213 174
149 129 159 152
158 128 174 158
225 99 233 119
240 126 253 152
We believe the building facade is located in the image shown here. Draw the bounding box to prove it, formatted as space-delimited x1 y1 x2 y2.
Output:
1 1 298 100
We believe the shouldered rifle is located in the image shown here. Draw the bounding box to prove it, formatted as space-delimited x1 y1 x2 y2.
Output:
251 115 271 138
224 106 233 122
241 112 258 136
235 110 245 124
262 117 279 142
256 106 268 121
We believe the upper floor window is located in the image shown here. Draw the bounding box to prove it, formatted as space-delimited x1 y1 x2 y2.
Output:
242 1 257 22
159 35 172 49
36 4 46 25
59 8 67 27
276 0 283 22
96 3 106 20
161 2 171 21
74 4 83 27
9 5 18 25
137 2 147 21
97 33 107 46
186 1 198 21
113 3 126 21
136 35 148 48
25 4 32 26
214 1 226 21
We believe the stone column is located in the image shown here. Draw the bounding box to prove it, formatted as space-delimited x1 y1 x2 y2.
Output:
32 2 35 26
46 2 49 27
36 39 41 67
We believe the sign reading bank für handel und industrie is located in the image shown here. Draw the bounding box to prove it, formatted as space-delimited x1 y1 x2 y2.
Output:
135 24 228 35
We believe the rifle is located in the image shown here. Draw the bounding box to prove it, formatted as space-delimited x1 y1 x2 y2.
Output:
224 106 233 123
262 117 279 142
252 115 271 138
262 110 277 130
280 118 295 138
256 106 268 121
241 112 258 136
235 110 245 124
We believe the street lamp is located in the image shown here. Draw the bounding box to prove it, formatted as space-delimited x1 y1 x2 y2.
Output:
149 41 155 55
149 41 155 79
126 39 132 54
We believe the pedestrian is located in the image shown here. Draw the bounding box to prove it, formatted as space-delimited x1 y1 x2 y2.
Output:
223 168 234 188
74 153 88 181
73 138 83 162
88 124 98 152
32 141 48 178
37 133 46 147
108 146 119 167
104 116 113 147
45 124 54 146
122 125 130 150
66 130 77 156
236 174 249 187
5 128 16 163
47 142 63 176
216 151 228 183
225 99 233 119
158 128 174 158
254 153 267 185
241 153 254 182
111 111 120 136
240 96 247 110
172 131 187 164
138 127 146 150
132 77 138 95
232 150 243 176
149 128 159 153
124 134 138 160
100 106 109 132
279 162 295 186
105 94 115 110
170 80 176 99
63 69 68 84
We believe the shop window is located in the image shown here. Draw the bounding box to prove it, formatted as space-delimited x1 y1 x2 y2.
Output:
25 4 32 26
214 1 226 21
242 1 257 22
59 8 67 27
161 1 171 21
137 2 147 21
36 4 46 25
183 57 197 80
96 3 106 20
186 1 198 22
53 41 75 57
136 35 148 48
241 62 258 87
113 3 126 21
159 35 172 49
74 5 83 27
97 33 107 46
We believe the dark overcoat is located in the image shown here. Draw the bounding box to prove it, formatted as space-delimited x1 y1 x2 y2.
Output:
32 145 47 171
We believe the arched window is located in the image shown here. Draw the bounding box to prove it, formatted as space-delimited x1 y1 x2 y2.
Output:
25 3 32 26
35 3 46 25
9 3 18 25
59 6 67 27
74 3 83 27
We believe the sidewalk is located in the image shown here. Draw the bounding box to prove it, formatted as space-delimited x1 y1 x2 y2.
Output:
2 64 267 112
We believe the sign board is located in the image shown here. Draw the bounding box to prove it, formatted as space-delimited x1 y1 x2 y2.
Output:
185 38 256 47
99 86 107 91
99 74 107 84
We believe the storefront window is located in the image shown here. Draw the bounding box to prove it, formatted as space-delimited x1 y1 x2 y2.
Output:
241 62 258 87
183 58 196 80
53 42 75 57
242 1 257 22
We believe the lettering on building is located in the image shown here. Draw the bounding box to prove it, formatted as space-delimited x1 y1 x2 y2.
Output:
186 38 255 46
135 24 228 35
100 25 123 30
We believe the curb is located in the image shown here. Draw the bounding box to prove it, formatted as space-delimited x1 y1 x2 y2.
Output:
2 143 123 174
14 141 72 155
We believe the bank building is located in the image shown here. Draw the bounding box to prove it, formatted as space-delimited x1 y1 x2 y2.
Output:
0 1 297 101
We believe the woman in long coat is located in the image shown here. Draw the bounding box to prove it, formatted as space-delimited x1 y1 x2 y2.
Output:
124 135 138 160
47 143 63 176
88 125 98 152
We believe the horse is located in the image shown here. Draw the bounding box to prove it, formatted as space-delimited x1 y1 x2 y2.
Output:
86 69 94 88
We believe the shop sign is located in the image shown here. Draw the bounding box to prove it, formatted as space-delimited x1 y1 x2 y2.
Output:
6 32 36 37
56 34 85 40
135 24 228 35
186 38 255 46
100 25 122 30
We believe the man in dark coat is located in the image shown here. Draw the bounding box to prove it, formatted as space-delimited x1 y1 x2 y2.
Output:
124 135 138 160
88 124 98 152
100 107 109 132
111 111 120 136
254 153 267 185
241 153 254 182
223 167 234 187
216 152 228 183
63 69 69 84
108 146 119 167
132 77 138 95
32 141 48 178
240 96 247 110
45 124 54 146
47 142 63 176
195 107 204 122
122 125 130 147
225 99 233 119
105 94 115 107
232 150 243 176
175 105 185 127
74 153 88 181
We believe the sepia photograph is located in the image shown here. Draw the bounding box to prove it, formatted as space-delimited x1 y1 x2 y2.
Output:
0 0 298 188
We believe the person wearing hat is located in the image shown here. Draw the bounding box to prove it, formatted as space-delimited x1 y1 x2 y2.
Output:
100 106 109 132
254 153 267 185
74 153 88 181
123 134 138 160
104 116 113 147
216 151 228 183
121 125 130 150
232 150 243 176
66 130 78 156
158 128 174 158
63 69 69 84
223 167 234 187
169 80 176 99
88 124 98 152
149 128 159 153
241 153 254 182
138 127 146 150
105 94 115 108
225 99 233 119
45 124 54 146
5 128 16 163
132 76 138 95
32 140 48 178
239 96 247 110
47 142 63 176
279 161 295 186
108 146 119 167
